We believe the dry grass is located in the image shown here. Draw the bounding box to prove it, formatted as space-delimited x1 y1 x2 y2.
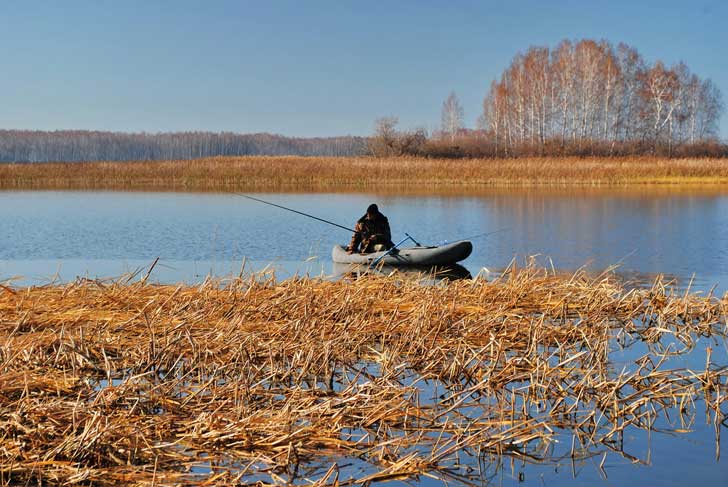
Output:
1 156 728 192
1 267 726 485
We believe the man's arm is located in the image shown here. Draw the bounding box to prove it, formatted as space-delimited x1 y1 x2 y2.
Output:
347 221 365 252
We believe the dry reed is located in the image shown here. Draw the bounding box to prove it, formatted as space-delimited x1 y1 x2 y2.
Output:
1 156 728 192
0 267 726 485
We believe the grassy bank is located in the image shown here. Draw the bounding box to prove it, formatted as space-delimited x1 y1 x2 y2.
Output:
1 269 726 485
1 155 728 192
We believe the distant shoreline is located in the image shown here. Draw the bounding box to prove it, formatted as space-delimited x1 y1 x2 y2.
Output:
1 155 727 192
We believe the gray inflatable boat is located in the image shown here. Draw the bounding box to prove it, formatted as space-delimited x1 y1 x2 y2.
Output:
332 240 472 266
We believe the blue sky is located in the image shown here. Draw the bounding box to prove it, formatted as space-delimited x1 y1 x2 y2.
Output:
1 0 726 138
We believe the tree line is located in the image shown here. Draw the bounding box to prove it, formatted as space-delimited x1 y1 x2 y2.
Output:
2 38 723 163
0 130 368 162
372 39 726 158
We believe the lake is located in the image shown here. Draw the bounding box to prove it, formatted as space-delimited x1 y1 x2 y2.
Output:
1 188 727 485
1 188 727 292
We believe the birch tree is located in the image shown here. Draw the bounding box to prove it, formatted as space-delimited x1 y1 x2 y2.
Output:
441 91 464 142
479 38 723 155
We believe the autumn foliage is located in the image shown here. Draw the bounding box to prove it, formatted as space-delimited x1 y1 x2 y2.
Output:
378 39 725 158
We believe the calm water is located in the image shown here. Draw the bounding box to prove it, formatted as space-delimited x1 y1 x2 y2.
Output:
1 189 727 292
1 189 727 485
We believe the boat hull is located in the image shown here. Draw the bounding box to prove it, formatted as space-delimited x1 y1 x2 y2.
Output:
331 241 472 266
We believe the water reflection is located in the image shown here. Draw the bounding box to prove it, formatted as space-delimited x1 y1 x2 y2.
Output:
332 262 473 281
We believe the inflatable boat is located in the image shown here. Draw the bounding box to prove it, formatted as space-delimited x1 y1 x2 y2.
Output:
331 240 472 266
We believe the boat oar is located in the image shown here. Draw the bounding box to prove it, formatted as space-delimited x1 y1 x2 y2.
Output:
370 233 420 268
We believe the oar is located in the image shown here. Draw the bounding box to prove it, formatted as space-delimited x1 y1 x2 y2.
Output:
370 233 420 268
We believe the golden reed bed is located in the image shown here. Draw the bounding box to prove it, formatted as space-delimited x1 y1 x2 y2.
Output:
1 156 728 192
1 268 726 485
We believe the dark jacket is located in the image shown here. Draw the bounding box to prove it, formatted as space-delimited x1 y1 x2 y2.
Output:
348 212 393 253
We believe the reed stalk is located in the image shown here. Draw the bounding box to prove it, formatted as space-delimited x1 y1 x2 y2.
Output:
0 267 726 485
1 156 728 192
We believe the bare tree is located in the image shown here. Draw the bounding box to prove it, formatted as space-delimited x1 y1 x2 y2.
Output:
441 91 464 142
479 38 724 156
482 80 507 156
369 117 400 157
697 79 724 140
615 43 645 141
639 61 681 150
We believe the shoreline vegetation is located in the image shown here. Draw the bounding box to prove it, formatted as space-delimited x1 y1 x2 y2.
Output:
1 156 728 192
1 267 726 484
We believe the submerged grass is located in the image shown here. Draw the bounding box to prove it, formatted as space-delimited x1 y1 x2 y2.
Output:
0 267 727 485
1 155 728 192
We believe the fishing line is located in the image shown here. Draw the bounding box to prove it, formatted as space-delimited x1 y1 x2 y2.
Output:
444 227 511 244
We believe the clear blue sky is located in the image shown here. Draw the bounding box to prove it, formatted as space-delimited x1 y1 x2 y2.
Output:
1 0 726 138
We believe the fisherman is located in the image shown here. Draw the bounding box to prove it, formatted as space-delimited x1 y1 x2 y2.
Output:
347 204 394 254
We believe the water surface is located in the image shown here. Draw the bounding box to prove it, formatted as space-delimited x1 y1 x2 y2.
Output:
1 189 727 292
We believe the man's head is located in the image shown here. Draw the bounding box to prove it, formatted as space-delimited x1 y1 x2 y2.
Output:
366 203 379 219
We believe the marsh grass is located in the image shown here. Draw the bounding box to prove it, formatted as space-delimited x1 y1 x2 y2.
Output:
0 267 726 485
1 156 728 192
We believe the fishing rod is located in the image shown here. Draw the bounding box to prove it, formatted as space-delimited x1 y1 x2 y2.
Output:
238 194 424 268
234 193 356 233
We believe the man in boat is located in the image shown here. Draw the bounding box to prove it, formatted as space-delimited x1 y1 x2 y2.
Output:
347 204 394 254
